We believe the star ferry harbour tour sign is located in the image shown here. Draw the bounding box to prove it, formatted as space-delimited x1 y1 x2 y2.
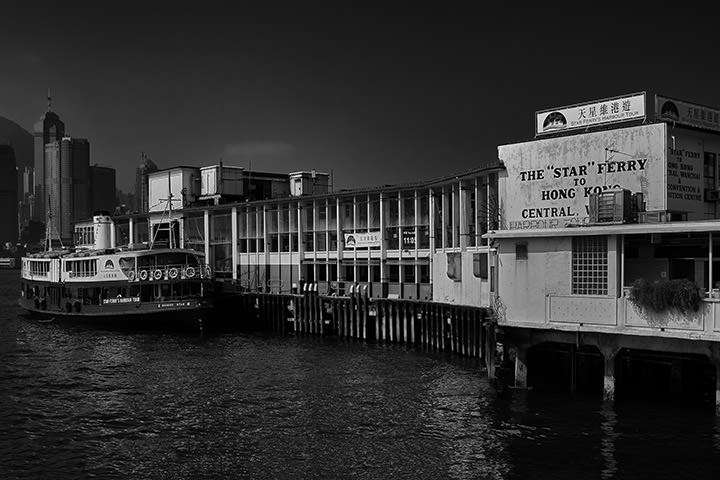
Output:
535 92 646 136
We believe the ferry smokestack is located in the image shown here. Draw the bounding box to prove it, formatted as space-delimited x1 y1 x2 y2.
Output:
93 212 112 250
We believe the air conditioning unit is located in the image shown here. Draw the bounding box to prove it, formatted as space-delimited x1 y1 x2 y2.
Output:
637 210 688 223
638 211 668 223
588 188 634 224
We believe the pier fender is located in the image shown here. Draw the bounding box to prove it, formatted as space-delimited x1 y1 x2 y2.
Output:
40 298 47 310
74 301 82 313
65 301 72 313
33 296 40 309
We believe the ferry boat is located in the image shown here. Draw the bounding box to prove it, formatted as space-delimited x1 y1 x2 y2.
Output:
18 212 214 328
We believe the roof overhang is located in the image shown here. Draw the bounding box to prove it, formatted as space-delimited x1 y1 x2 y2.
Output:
484 220 720 239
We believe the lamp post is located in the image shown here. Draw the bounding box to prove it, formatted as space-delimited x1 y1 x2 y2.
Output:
603 147 634 187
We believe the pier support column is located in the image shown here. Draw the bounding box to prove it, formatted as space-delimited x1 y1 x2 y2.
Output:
512 345 528 389
599 346 619 403
710 346 720 416
670 359 683 396
484 313 496 381
716 365 720 417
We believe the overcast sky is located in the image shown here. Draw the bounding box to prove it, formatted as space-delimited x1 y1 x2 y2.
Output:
1 2 718 193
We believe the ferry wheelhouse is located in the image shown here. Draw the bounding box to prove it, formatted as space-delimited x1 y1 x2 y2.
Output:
18 213 213 326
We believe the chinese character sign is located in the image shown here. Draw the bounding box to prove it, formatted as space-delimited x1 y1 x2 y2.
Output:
536 93 646 136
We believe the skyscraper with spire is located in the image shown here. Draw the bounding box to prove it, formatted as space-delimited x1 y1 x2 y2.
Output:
32 91 99 245
32 90 65 222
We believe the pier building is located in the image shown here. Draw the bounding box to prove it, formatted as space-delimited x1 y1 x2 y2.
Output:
488 92 720 407
72 90 720 411
87 163 502 307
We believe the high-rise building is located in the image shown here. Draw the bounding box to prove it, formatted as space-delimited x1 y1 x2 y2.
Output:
20 166 32 229
90 164 116 214
33 96 65 222
43 141 63 241
135 152 158 213
43 136 91 244
70 138 90 221
0 116 33 228
59 138 73 241
0 144 18 243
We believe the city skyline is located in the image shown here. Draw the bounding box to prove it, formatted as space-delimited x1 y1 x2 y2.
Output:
2 3 720 194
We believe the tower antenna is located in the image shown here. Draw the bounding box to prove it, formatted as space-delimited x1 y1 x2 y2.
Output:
47 88 52 112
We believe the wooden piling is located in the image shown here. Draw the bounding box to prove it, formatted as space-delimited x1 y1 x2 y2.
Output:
226 292 490 360
361 295 368 340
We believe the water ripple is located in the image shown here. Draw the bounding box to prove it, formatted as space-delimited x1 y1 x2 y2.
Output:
2 272 720 479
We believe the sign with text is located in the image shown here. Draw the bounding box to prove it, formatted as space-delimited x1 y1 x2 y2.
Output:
655 95 720 133
157 300 194 308
102 296 141 305
499 123 668 229
666 133 703 212
401 229 416 249
536 92 646 136
344 231 381 248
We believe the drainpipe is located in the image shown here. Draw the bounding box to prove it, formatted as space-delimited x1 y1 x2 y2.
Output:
710 232 714 294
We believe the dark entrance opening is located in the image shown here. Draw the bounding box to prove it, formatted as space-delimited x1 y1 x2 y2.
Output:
527 342 603 394
616 349 715 406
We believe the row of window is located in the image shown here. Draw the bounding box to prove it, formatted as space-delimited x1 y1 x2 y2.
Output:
28 260 50 276
64 259 98 277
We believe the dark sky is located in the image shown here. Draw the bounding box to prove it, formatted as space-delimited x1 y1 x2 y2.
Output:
1 2 718 192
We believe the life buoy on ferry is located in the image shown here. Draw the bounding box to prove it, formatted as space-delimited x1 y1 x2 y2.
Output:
153 269 162 280
205 265 212 278
128 270 136 282
185 266 196 278
139 270 149 281
169 267 178 279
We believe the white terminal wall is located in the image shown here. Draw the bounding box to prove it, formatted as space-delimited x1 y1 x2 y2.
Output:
201 165 245 196
148 168 199 212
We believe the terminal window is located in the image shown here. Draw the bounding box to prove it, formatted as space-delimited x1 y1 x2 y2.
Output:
473 253 488 279
572 236 608 295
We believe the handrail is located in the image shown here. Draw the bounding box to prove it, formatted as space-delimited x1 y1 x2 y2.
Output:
52 262 213 282
128 263 213 282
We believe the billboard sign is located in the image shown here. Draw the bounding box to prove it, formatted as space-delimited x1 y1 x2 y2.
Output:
499 123 668 230
344 231 381 248
666 133 704 213
655 95 720 133
535 92 646 136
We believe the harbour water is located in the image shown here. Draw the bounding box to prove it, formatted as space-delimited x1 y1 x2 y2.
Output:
2 270 720 479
